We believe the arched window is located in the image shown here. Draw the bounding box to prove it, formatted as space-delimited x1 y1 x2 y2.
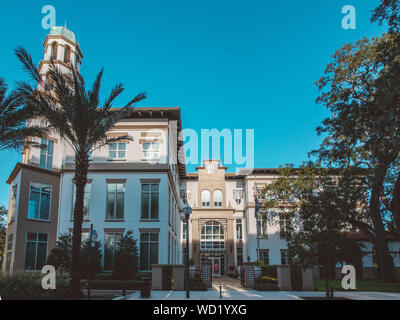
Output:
51 42 58 60
64 45 71 64
200 221 224 251
213 190 223 207
201 190 210 208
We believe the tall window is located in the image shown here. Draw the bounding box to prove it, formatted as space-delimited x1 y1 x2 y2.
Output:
201 190 210 208
168 187 171 225
142 142 160 161
141 183 159 219
51 42 58 60
104 232 122 271
260 250 269 265
279 213 291 239
180 189 188 204
40 138 54 170
5 234 13 273
28 183 51 220
140 232 159 271
10 184 17 219
257 214 268 238
109 142 126 160
200 221 224 251
106 183 125 220
72 183 91 220
281 250 291 265
25 232 48 270
233 189 243 205
236 218 243 240
214 190 223 207
64 45 71 64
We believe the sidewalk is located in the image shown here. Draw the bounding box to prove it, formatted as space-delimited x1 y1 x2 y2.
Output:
116 289 400 300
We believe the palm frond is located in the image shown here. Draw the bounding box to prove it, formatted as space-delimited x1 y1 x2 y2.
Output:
14 46 41 83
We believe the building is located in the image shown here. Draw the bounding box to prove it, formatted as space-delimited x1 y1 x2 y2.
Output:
2 27 400 279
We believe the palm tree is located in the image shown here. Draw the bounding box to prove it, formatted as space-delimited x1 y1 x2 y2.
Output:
15 47 146 298
0 77 47 150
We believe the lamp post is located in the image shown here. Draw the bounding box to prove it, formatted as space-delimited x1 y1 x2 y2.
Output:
183 204 192 299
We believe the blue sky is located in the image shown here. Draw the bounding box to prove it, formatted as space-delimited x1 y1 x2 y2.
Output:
0 0 386 207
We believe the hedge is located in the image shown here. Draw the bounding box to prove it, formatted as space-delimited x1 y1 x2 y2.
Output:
88 280 142 290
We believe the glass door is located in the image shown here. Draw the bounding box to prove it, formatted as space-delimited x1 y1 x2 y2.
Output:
212 257 221 277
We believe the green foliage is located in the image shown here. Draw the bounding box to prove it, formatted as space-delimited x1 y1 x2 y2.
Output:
0 78 48 151
162 265 174 290
0 206 7 267
0 271 75 300
254 283 279 291
112 230 139 280
371 0 400 33
46 233 102 278
255 260 264 267
189 258 195 266
261 265 277 278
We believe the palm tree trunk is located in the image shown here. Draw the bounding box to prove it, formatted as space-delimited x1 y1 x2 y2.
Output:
369 164 397 282
70 153 89 299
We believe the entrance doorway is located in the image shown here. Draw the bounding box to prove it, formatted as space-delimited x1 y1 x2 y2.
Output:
212 257 221 276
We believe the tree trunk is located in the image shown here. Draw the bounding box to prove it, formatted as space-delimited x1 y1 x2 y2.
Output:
369 164 397 282
390 171 400 241
70 153 89 299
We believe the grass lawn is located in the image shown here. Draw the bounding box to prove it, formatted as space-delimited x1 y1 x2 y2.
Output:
314 279 400 293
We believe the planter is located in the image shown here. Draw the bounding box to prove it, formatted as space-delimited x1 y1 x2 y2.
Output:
254 266 262 279
189 266 196 279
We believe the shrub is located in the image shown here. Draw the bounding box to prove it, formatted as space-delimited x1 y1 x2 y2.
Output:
261 265 277 278
88 280 141 290
46 233 102 279
290 264 303 291
0 271 76 300
255 260 264 267
113 230 139 280
188 278 207 291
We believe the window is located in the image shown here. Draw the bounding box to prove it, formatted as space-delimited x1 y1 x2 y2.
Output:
281 250 291 265
40 138 54 170
168 187 171 225
140 232 159 271
182 221 187 240
141 183 159 220
201 190 210 208
5 234 13 273
10 184 17 219
180 189 188 204
200 221 224 251
233 189 243 205
260 250 269 265
104 232 122 271
28 183 51 220
142 142 160 161
213 190 223 207
237 248 243 266
109 142 126 160
64 45 71 64
72 183 91 220
51 42 58 60
168 233 171 264
257 214 268 238
279 213 291 239
106 183 125 220
24 232 48 270
236 218 243 240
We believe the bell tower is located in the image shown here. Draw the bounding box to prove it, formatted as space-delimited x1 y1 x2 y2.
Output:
38 26 83 90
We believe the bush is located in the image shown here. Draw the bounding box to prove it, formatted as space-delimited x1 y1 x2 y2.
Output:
113 230 139 280
162 265 173 290
188 278 208 291
89 280 141 290
261 265 277 278
0 271 75 300
46 233 102 279
290 264 303 291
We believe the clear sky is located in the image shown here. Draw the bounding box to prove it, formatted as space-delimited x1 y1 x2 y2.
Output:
0 0 386 207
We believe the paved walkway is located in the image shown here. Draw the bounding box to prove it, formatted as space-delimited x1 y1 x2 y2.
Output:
115 276 400 300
